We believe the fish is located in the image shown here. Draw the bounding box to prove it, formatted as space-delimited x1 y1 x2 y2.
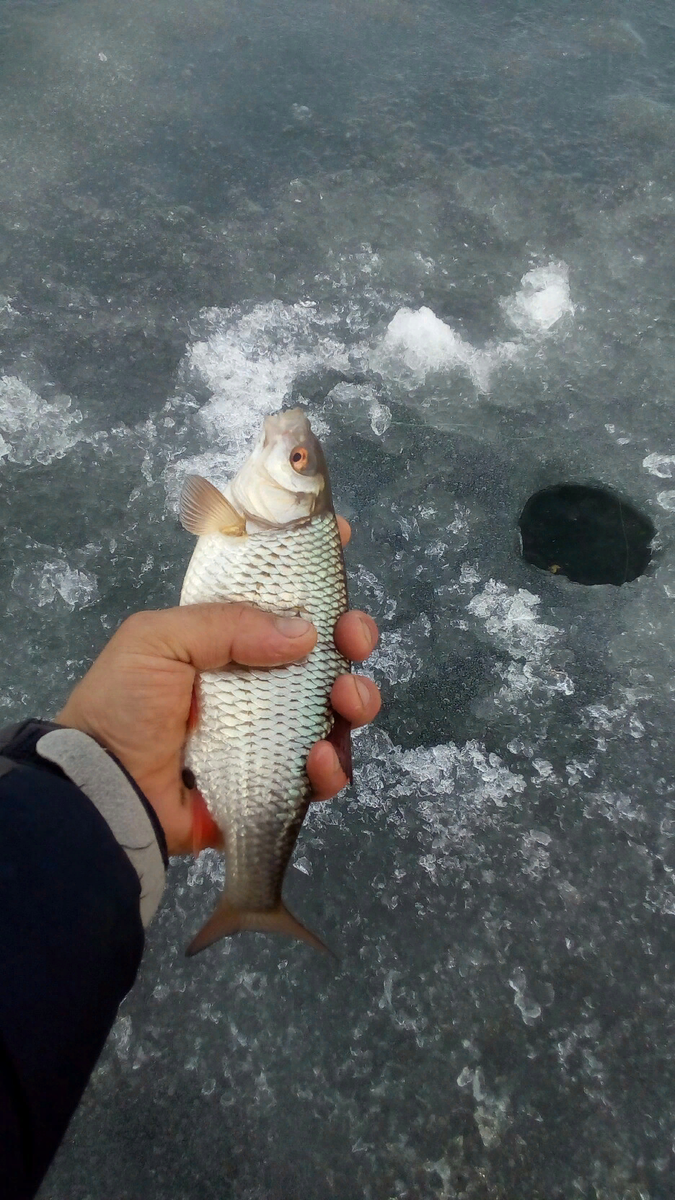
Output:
179 408 350 956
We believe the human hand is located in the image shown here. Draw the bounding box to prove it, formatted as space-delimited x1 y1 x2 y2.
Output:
56 518 380 855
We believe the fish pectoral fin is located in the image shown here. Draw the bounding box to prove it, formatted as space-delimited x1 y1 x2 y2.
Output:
180 475 246 536
185 895 336 958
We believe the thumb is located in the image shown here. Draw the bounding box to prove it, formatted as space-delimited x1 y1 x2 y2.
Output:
123 603 317 670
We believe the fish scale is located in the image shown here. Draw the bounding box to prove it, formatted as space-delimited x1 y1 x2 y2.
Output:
180 506 348 945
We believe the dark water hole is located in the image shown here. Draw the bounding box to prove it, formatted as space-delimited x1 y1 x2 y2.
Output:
519 484 655 586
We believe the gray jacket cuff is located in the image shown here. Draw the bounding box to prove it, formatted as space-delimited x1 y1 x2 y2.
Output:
36 728 166 927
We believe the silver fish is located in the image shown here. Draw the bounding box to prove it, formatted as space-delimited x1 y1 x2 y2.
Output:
179 408 350 955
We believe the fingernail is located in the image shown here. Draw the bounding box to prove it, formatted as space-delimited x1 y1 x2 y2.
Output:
274 615 312 638
358 615 375 649
355 678 371 707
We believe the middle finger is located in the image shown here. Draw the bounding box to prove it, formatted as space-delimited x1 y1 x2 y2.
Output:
331 673 381 728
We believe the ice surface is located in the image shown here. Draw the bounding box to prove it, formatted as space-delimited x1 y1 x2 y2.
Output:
0 0 672 1196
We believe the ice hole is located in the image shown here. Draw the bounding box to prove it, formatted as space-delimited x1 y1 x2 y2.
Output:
518 484 654 586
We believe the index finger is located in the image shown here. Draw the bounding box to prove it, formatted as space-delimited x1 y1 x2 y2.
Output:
337 516 351 547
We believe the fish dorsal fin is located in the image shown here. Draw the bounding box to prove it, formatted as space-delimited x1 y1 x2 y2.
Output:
180 475 246 536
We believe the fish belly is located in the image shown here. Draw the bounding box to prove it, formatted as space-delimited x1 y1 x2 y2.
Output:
180 511 348 912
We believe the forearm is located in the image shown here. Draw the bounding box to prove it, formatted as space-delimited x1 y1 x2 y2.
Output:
0 721 167 1199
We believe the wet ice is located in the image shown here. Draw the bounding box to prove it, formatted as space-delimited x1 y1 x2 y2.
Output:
0 0 673 1196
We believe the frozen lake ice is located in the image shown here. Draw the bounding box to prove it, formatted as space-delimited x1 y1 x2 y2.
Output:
1 0 674 1196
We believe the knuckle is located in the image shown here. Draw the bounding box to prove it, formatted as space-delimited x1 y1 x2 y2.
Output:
120 610 156 637
228 601 258 629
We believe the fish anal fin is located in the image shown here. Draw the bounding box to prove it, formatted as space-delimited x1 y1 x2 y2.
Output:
327 711 352 784
180 475 246 537
187 684 199 732
188 788 224 855
186 894 335 958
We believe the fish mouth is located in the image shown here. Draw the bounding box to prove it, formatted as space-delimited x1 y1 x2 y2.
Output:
262 406 311 446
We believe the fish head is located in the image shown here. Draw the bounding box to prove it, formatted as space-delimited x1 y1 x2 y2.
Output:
229 407 333 527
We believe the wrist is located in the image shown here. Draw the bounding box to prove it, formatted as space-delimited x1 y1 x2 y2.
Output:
36 728 168 925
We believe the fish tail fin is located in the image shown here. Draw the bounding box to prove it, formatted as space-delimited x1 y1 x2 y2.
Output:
186 894 336 958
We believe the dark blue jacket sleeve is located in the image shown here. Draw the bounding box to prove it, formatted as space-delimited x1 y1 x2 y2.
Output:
0 726 147 1200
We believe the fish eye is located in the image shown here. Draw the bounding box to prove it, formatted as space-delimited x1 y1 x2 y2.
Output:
290 446 309 471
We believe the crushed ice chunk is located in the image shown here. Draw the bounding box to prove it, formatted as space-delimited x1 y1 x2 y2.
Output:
347 563 396 622
459 562 482 585
371 305 520 393
451 1070 509 1142
369 399 391 436
183 301 350 480
529 829 552 845
643 452 675 478
501 262 575 334
397 737 525 808
656 490 675 511
584 790 646 824
11 559 98 610
471 1068 511 1148
520 831 552 878
585 702 626 731
111 1015 132 1060
468 580 574 708
185 849 225 888
468 582 557 657
566 757 597 786
507 738 534 757
0 375 84 465
425 1157 455 1195
508 968 542 1025
532 759 554 779
368 615 430 685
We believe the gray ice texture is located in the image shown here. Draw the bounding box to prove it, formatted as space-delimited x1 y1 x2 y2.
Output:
0 1 673 1197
